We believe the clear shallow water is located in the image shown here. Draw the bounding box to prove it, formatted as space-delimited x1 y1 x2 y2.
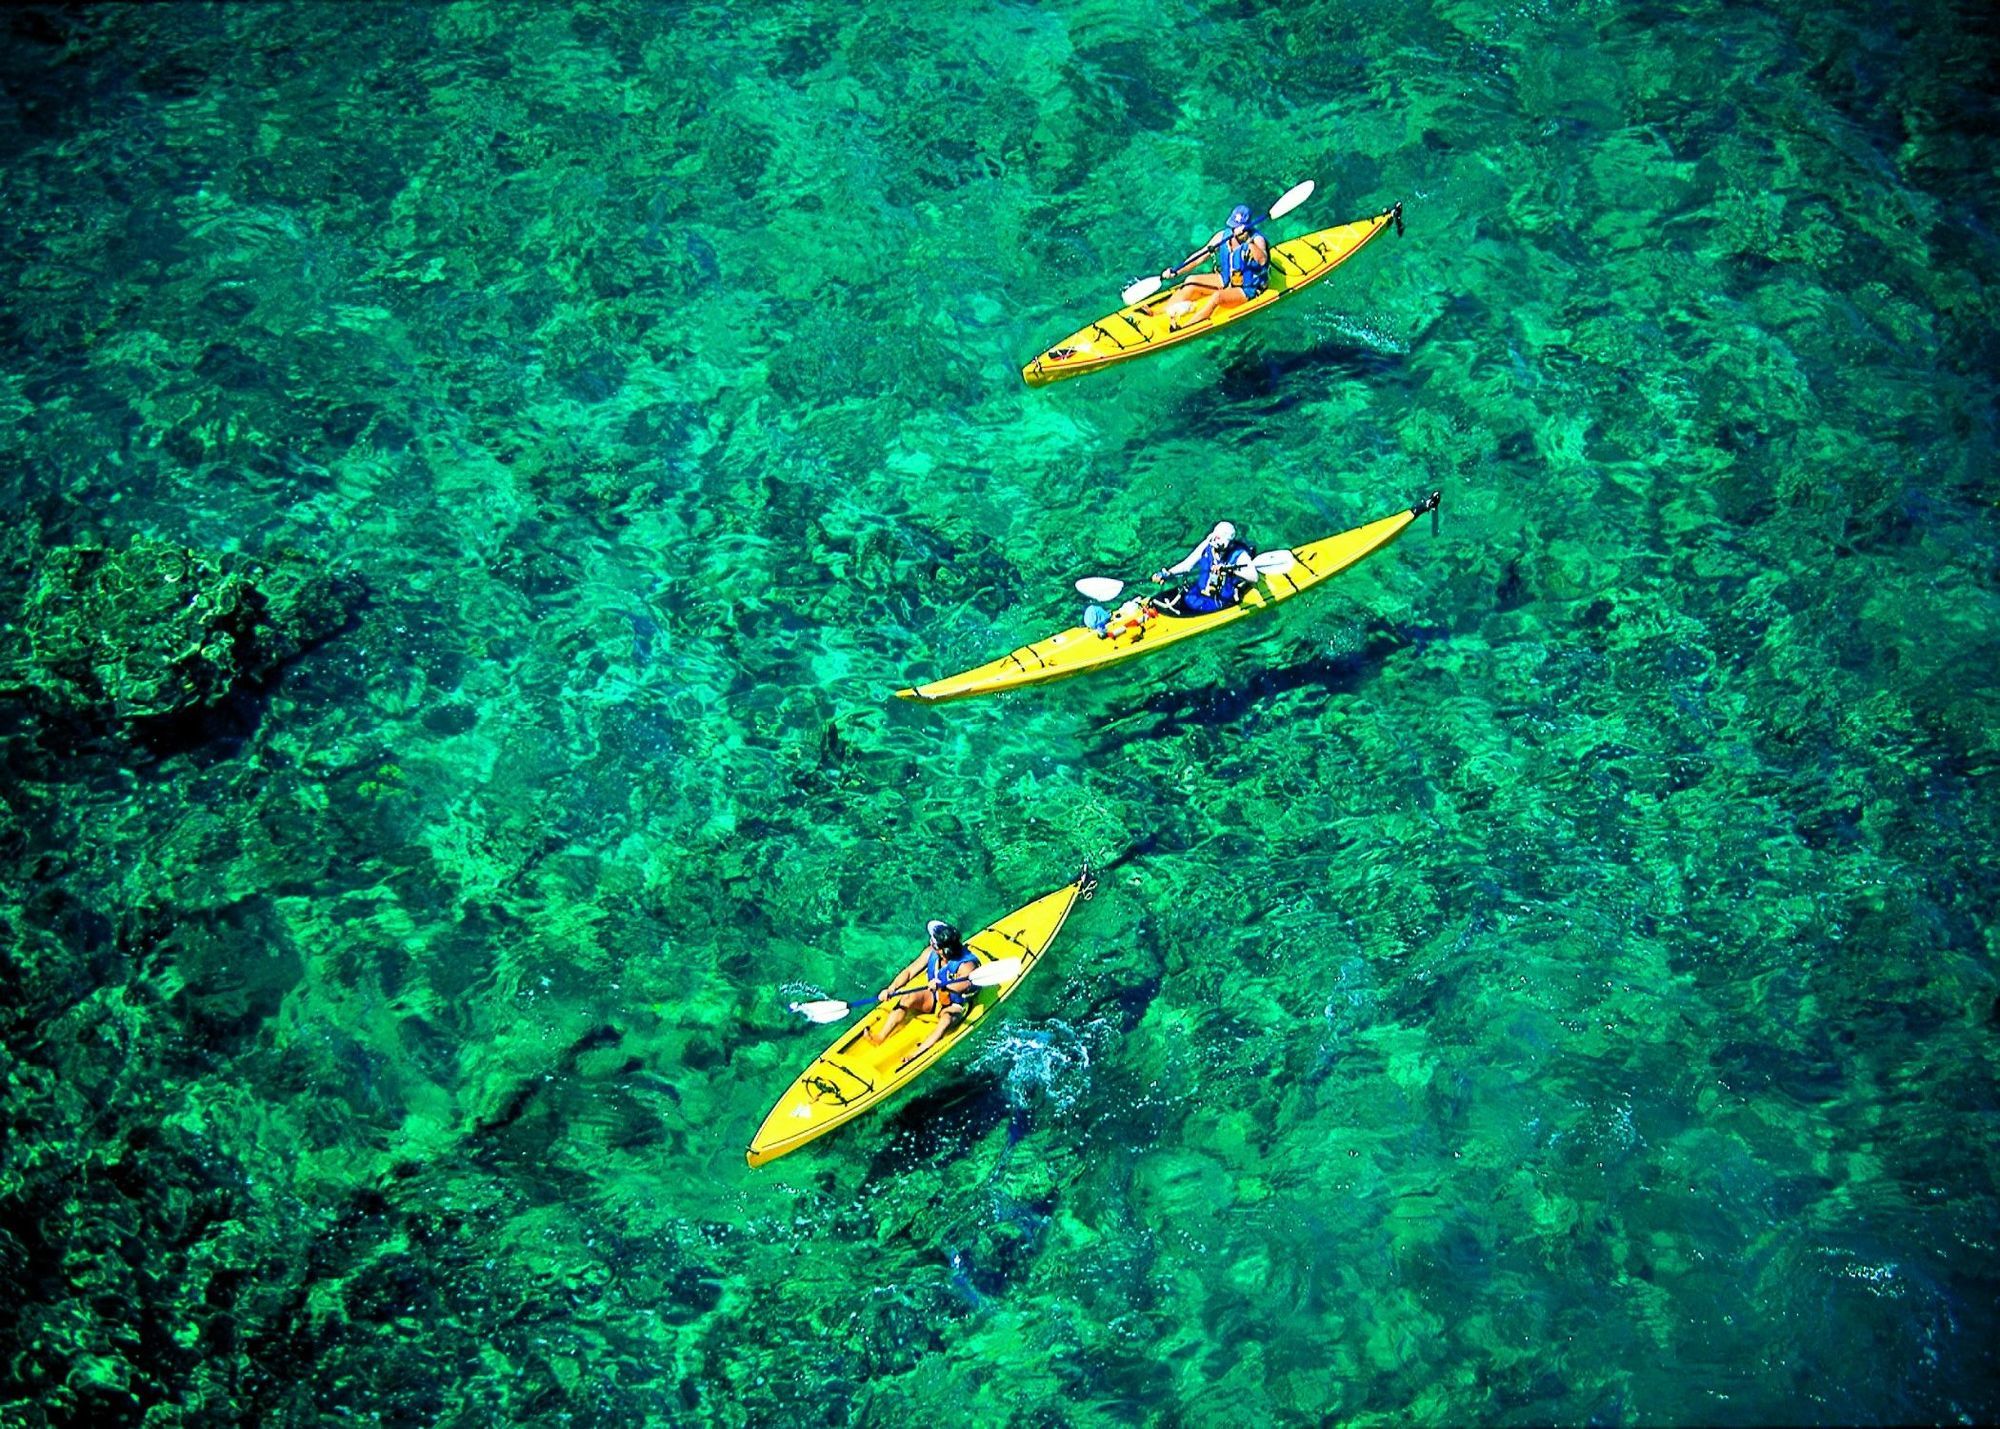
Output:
2 0 1997 1423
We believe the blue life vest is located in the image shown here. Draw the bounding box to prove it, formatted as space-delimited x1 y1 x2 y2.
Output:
927 946 980 1007
1180 541 1254 615
1216 230 1269 299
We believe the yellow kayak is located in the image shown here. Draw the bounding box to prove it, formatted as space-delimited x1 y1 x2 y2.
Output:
1022 203 1403 387
897 494 1438 703
746 870 1093 1168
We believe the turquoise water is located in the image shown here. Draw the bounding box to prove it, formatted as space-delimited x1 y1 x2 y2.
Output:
3 0 1997 1422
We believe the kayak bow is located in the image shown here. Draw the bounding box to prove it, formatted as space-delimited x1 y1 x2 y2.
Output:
1022 203 1404 387
896 493 1439 703
746 870 1093 1168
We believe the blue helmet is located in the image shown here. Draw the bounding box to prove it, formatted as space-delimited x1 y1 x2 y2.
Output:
1228 203 1255 231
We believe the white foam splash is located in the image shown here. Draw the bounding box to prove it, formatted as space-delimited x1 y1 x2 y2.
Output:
970 1018 1106 1116
1301 310 1410 355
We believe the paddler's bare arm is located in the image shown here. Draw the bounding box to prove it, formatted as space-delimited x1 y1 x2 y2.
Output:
1153 537 1210 583
878 951 931 1000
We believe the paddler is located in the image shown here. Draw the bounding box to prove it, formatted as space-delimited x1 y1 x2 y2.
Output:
1151 521 1258 616
1084 520 1258 639
1163 203 1270 330
868 919 980 1058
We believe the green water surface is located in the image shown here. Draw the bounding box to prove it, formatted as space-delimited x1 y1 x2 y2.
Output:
2 0 1997 1424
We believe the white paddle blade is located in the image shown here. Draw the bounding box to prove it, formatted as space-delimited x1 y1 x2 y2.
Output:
1252 549 1296 576
791 998 856 1024
1076 577 1125 602
1268 179 1316 220
968 957 1024 986
1121 274 1164 305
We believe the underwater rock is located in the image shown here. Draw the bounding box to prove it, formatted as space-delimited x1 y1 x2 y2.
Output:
1 534 359 746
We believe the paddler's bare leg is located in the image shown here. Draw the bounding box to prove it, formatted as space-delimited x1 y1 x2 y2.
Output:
1165 271 1221 317
903 1001 966 1062
869 987 937 1044
1174 281 1248 331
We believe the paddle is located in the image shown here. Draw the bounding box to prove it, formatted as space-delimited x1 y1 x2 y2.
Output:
1074 548 1296 604
1120 180 1317 306
788 957 1025 1024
